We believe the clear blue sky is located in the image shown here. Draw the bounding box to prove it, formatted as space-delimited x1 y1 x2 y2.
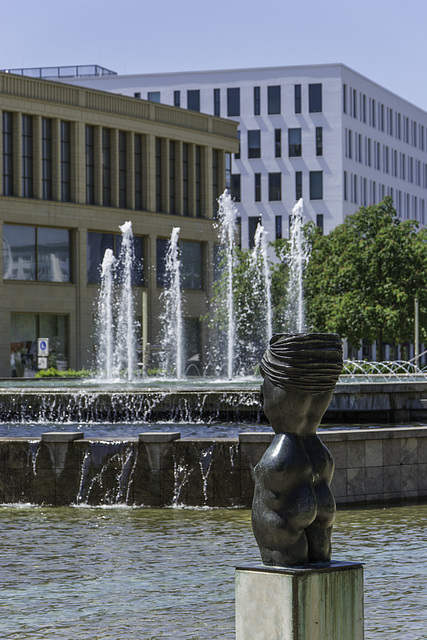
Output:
2 0 427 110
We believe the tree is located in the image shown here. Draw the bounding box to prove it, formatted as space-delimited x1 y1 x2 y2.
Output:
304 197 427 360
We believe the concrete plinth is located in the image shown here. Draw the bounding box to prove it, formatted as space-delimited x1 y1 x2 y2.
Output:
235 561 364 640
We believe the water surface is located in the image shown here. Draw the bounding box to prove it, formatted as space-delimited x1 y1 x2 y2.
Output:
0 503 426 639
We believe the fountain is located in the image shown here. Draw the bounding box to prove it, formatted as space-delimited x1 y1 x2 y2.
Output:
216 190 238 379
159 227 184 378
250 222 273 344
286 198 310 333
95 221 138 381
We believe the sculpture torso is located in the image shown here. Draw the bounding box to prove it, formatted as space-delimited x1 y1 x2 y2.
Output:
252 431 335 566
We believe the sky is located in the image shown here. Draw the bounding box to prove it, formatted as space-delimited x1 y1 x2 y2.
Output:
2 0 427 110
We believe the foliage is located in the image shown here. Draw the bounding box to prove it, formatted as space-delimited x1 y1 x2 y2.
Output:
304 197 427 359
36 367 92 378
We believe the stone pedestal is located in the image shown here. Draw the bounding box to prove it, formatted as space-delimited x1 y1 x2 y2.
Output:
235 561 364 640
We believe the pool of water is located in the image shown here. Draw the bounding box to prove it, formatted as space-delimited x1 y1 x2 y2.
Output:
0 503 426 639
0 421 422 439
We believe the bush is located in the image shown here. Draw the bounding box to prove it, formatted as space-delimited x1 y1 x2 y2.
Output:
36 367 92 379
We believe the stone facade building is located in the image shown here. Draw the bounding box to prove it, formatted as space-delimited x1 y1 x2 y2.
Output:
0 71 238 376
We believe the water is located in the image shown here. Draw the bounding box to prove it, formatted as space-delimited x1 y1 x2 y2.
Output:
159 227 184 378
0 504 425 639
216 190 238 379
95 222 138 381
286 198 310 333
251 223 272 344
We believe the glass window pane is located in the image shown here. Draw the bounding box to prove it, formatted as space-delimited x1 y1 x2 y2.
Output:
309 84 322 113
310 171 323 199
187 90 200 112
87 232 114 284
180 240 202 290
288 128 302 157
3 224 36 280
37 228 71 282
10 313 37 377
227 88 240 117
156 238 168 287
268 86 281 114
39 314 68 369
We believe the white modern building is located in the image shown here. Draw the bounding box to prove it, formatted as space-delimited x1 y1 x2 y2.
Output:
40 62 427 249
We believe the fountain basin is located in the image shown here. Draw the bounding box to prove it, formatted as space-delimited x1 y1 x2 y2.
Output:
1 378 427 422
1 425 426 507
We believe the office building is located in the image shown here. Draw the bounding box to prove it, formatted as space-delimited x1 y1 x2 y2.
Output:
0 70 238 376
55 63 427 247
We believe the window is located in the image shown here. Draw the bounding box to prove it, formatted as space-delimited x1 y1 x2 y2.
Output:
235 130 241 160
309 83 322 113
22 115 33 198
147 91 160 103
195 145 202 217
288 128 302 157
169 141 176 213
274 129 282 157
248 130 261 158
344 171 348 201
102 128 111 206
254 173 261 201
254 86 261 115
235 217 242 249
180 240 203 289
295 171 302 200
87 231 143 285
213 89 220 116
42 118 52 200
156 137 163 213
316 127 323 156
231 174 241 202
60 121 71 202
343 84 347 114
134 134 143 210
268 173 281 201
295 84 301 114
268 85 281 114
316 214 324 232
225 153 231 191
249 216 262 248
184 143 190 215
134 92 141 99
3 224 71 282
187 90 200 112
174 91 181 107
227 88 240 117
10 313 68 376
2 111 13 196
275 215 282 240
309 171 323 199
85 125 95 204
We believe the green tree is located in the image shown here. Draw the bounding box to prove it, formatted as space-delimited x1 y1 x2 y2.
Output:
305 197 427 360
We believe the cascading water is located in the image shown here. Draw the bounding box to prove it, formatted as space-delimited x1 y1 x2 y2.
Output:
251 223 273 344
95 221 138 381
286 198 310 333
216 191 238 379
159 227 184 378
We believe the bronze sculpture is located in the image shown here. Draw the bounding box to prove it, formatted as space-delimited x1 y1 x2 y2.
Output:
251 333 343 567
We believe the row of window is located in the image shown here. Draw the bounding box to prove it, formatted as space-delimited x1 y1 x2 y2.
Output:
343 173 426 223
345 128 427 187
236 127 323 159
2 113 227 217
231 171 323 202
344 84 427 151
3 225 204 289
235 212 324 248
139 83 323 118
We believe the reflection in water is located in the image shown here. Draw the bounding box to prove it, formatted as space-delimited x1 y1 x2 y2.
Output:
0 504 426 639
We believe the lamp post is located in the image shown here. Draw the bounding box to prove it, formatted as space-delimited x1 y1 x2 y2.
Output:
414 297 419 370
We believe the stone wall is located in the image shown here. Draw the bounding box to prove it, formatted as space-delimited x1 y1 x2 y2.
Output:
0 427 426 507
